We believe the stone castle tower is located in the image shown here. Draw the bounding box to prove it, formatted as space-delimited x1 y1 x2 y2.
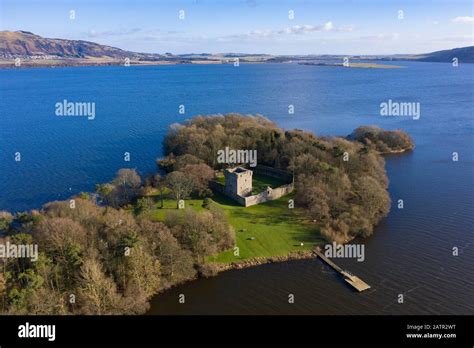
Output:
224 167 253 197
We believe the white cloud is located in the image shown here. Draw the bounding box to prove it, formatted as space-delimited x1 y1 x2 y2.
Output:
451 16 474 23
275 22 354 35
277 23 330 35
437 35 474 43
86 28 142 38
360 33 400 41
324 22 334 31
339 25 355 32
215 21 347 42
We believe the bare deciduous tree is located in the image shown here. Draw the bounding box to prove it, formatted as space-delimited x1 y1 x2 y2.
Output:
166 171 194 208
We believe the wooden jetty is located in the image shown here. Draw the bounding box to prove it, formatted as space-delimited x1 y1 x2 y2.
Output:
313 248 371 292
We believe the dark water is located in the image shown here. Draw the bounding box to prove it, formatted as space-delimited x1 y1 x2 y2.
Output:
1 62 473 314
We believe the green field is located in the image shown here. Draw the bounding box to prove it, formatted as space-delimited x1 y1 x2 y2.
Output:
207 192 322 262
250 173 288 194
145 188 322 264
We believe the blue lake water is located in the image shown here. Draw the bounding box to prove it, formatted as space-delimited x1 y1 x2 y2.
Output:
1 62 473 314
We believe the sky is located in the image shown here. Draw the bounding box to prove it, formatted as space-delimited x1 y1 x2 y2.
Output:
0 0 473 55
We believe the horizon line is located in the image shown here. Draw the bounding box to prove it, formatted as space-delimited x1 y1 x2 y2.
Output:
2 30 473 57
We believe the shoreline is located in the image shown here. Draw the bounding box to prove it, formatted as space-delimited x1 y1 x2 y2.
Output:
156 235 355 291
209 249 318 273
378 147 414 155
0 60 266 69
146 249 320 313
300 62 405 69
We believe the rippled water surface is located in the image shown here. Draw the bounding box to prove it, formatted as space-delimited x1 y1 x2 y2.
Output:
1 62 473 314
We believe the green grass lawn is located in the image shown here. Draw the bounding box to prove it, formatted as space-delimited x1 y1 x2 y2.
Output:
215 173 225 185
144 188 323 264
207 192 322 263
250 173 288 194
145 189 204 220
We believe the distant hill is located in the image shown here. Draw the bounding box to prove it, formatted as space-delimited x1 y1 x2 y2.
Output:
1 30 472 66
0 30 164 60
0 31 274 67
412 46 474 63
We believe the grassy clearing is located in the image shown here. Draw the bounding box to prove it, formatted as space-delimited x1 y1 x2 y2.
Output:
250 173 287 194
144 189 322 264
207 192 322 263
145 190 204 220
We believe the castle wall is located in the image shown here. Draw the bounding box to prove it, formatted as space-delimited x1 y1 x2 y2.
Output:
211 166 294 207
209 181 226 194
254 165 293 183
243 183 294 207
209 181 247 205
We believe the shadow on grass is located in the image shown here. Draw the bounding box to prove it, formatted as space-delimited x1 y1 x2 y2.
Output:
211 191 324 245
211 192 241 207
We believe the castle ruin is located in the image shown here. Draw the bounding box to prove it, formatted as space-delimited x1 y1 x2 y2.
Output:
224 167 252 197
214 165 294 207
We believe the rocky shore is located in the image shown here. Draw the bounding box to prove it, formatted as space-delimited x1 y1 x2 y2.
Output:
207 249 318 274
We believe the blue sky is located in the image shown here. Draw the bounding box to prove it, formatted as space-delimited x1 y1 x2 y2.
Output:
1 0 473 54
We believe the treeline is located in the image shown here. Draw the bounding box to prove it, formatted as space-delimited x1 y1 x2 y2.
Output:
348 126 414 153
162 113 409 242
0 169 234 314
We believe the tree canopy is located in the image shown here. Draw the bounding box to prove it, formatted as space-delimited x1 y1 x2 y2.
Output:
161 113 407 242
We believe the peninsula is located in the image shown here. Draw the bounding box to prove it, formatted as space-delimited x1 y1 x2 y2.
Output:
0 113 414 314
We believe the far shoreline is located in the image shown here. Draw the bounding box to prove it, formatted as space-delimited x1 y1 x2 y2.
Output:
0 60 267 69
3 58 471 70
299 62 405 69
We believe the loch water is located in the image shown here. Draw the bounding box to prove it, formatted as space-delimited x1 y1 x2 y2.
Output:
1 62 473 314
